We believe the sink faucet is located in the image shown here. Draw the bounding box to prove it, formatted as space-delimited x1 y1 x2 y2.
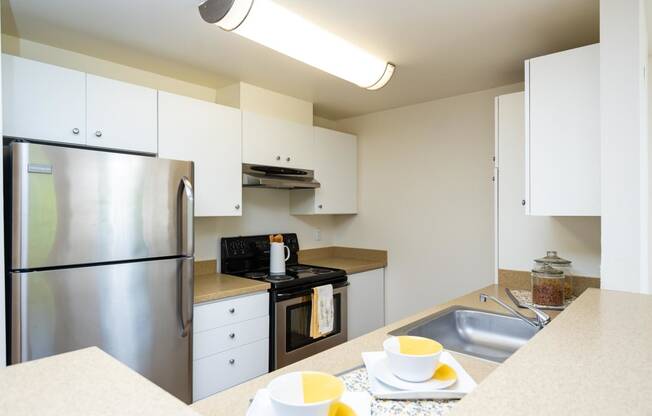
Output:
479 289 550 329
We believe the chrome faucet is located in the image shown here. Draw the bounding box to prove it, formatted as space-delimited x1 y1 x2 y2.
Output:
479 289 550 329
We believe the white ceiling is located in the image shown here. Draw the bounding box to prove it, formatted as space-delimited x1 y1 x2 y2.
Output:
1 0 598 119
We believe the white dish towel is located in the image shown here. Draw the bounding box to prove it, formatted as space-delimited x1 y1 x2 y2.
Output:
310 284 334 337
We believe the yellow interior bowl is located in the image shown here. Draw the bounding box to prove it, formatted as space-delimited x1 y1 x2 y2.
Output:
397 335 443 356
302 372 345 404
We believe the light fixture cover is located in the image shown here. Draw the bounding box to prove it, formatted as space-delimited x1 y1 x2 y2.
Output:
199 0 395 90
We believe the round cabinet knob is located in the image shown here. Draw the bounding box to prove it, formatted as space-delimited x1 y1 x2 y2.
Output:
318 204 323 209
286 157 291 162
235 204 240 210
228 308 235 314
95 131 103 138
228 359 235 365
72 128 80 135
229 333 235 339
521 199 526 206
276 156 281 161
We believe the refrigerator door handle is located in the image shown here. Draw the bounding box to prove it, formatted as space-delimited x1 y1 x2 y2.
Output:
179 176 194 256
179 260 194 338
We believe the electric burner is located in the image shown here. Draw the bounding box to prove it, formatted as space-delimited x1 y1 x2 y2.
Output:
267 274 293 282
244 271 268 279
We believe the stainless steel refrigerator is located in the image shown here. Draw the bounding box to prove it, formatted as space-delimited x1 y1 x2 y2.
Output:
4 141 194 403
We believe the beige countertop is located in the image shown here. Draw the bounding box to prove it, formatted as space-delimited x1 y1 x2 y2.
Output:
298 246 387 274
194 273 270 304
194 260 270 304
0 347 200 416
191 284 560 416
450 288 652 416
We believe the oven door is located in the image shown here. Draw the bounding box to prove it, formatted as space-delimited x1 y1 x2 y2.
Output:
274 282 348 369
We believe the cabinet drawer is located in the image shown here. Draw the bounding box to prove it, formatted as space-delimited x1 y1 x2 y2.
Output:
194 292 269 333
193 338 269 401
193 315 269 360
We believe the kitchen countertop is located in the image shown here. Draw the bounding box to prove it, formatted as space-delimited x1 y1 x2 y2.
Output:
0 347 200 416
194 273 270 304
191 284 561 416
298 246 387 274
450 288 652 416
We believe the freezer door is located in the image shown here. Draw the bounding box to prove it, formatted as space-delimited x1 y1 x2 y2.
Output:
11 257 194 403
9 142 194 270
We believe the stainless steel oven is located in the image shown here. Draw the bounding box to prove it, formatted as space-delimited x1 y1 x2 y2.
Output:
273 280 348 369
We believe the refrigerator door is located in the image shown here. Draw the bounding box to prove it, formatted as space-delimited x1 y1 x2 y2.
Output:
11 257 194 403
9 142 194 270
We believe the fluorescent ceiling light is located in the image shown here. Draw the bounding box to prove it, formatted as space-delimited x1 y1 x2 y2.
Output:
199 0 395 90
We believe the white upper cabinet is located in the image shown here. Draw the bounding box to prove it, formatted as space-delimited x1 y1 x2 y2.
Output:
242 111 313 169
158 91 242 217
86 74 158 154
2 54 86 145
290 127 357 215
525 43 600 216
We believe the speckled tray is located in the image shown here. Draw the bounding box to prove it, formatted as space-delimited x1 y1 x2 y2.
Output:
337 366 457 416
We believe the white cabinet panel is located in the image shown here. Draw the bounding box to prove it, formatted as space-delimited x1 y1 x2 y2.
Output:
525 43 600 216
194 292 269 333
242 111 313 169
2 54 85 145
290 127 357 215
86 74 158 153
347 269 385 340
193 338 268 401
158 92 242 217
193 315 269 360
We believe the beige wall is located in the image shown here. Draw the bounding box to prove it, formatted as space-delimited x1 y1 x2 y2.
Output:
333 83 522 322
196 188 336 264
497 92 601 278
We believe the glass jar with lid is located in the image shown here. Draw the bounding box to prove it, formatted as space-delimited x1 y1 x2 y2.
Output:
534 251 573 299
531 263 565 307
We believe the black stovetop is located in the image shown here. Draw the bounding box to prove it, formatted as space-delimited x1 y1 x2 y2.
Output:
221 234 347 290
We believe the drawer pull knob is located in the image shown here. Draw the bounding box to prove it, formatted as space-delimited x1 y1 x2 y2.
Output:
229 359 235 365
228 308 235 314
229 333 236 339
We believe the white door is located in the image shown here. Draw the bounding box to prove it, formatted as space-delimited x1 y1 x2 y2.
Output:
158 91 242 217
314 127 357 214
86 74 158 153
2 54 85 145
526 44 600 216
242 111 313 169
347 269 385 340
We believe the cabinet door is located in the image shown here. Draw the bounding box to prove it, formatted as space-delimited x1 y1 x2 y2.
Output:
526 44 600 216
314 127 357 214
86 74 158 153
347 269 385 340
242 111 313 169
158 91 242 217
2 54 85 145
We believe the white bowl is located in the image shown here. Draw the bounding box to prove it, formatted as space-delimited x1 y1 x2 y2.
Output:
267 371 344 416
383 336 443 382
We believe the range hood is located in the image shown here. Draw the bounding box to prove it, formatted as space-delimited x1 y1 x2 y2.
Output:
242 163 320 189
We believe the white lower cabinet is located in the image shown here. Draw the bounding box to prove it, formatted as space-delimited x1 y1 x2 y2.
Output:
193 338 269 401
192 292 269 402
347 269 385 340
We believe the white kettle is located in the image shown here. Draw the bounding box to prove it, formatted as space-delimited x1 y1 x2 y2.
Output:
270 242 290 275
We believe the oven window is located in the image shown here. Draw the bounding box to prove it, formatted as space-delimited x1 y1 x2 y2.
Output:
285 294 341 352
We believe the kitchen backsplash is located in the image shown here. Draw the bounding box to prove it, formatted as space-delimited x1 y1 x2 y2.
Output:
195 188 338 266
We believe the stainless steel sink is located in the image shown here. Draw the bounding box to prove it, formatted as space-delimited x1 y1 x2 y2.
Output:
389 306 539 363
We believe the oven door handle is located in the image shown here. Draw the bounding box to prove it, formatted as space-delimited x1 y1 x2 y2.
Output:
276 282 349 301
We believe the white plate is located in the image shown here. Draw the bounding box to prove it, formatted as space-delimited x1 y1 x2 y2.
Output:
371 356 456 391
363 351 477 400
246 389 371 416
